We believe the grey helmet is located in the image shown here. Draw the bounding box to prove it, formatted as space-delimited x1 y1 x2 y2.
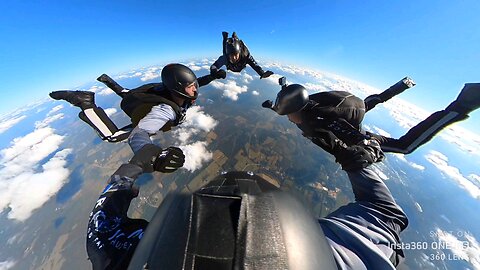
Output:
161 63 199 100
273 84 309 115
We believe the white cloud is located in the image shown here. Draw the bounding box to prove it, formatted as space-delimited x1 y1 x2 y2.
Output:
189 65 202 71
434 228 480 269
243 73 254 84
98 87 114 96
47 105 63 116
86 85 103 93
425 150 480 199
440 214 452 224
116 74 130 79
263 74 284 86
173 106 218 144
392 153 425 171
414 202 423 212
0 260 16 270
372 165 389 181
210 80 248 101
304 82 327 93
438 125 480 156
104 108 118 117
0 110 73 221
0 115 26 134
35 113 64 129
180 141 212 172
470 174 480 185
171 106 217 172
252 91 260 96
140 68 161 82
270 64 307 76
4 149 72 221
371 126 392 137
0 99 47 124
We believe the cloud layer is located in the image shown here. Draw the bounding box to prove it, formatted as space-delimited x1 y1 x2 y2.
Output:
434 228 480 269
0 115 26 134
425 150 480 199
0 112 71 221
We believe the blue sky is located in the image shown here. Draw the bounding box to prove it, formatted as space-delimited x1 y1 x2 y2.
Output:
1 0 479 131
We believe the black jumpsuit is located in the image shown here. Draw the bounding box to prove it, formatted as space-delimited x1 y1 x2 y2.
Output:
298 91 468 154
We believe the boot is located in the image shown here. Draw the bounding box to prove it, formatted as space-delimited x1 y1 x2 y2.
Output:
49 91 95 110
97 74 127 97
364 77 415 111
446 83 480 114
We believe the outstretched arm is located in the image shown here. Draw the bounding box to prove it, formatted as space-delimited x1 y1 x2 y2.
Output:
210 55 227 74
86 145 185 269
198 72 225 87
246 55 264 76
313 132 408 268
86 163 147 270
246 55 273 78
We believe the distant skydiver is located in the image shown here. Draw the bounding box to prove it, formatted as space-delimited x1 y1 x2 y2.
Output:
86 127 409 269
49 63 224 155
210 31 274 80
263 77 480 154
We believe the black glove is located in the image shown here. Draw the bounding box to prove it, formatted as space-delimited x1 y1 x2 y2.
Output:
262 100 273 109
130 144 185 173
334 140 385 171
260 70 274 79
213 69 227 79
154 146 185 173
306 128 384 171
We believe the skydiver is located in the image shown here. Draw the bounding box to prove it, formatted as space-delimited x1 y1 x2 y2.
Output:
86 143 185 269
210 31 274 80
49 63 224 155
86 121 409 269
263 77 480 154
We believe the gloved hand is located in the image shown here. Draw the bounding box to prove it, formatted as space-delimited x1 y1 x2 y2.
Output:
260 70 274 79
130 144 185 173
262 100 273 109
334 140 385 171
213 69 227 79
154 146 185 173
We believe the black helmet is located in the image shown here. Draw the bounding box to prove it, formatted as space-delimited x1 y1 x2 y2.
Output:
128 171 337 270
225 38 241 56
161 63 199 100
273 84 309 115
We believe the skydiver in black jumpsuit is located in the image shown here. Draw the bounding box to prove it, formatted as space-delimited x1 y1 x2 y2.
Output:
263 77 480 154
210 31 274 80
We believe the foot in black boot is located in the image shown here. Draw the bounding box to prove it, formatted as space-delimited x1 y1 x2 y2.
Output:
446 83 480 115
49 91 95 110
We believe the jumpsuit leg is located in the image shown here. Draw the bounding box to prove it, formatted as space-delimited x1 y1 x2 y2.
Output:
79 106 132 143
368 110 468 154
